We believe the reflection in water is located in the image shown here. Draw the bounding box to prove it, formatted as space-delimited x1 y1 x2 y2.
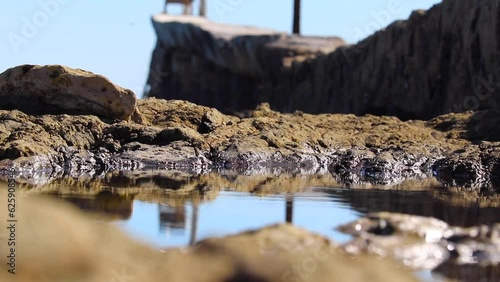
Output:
61 191 133 220
157 203 199 245
36 176 497 282
158 204 186 235
286 193 294 223
190 204 198 246
114 190 357 248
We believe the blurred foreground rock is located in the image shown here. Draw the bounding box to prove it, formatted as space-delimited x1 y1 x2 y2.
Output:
339 212 500 281
0 188 416 282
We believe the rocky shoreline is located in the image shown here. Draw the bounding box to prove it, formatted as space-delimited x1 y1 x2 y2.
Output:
2 103 500 191
1 66 500 189
0 64 499 281
1 1 499 280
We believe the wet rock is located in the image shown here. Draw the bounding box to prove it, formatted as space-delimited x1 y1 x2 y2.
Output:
338 212 500 278
339 212 451 269
432 155 487 188
0 188 417 282
0 65 136 120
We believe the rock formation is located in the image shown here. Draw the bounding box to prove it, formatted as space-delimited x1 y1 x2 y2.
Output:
1 0 500 279
0 63 498 280
146 14 345 115
1 74 500 189
0 65 136 120
147 0 500 120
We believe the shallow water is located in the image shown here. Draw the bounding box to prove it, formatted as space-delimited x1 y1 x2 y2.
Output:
55 182 500 246
11 172 500 281
112 189 359 248
62 186 458 281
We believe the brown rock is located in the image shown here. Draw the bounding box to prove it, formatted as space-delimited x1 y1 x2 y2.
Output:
0 65 136 120
0 110 103 160
1 95 500 188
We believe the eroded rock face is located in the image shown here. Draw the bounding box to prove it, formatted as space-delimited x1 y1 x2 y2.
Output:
0 65 136 120
146 15 345 113
0 189 417 282
147 0 500 121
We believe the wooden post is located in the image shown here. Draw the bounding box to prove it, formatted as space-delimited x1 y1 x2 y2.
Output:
199 0 207 17
292 0 301 35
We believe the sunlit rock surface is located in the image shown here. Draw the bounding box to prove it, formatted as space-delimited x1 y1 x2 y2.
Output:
1 94 500 189
0 65 136 120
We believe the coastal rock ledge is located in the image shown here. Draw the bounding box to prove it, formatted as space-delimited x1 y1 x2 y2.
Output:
0 65 500 190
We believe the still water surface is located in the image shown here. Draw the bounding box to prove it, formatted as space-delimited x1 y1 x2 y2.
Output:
56 180 499 282
113 189 359 248
103 188 446 281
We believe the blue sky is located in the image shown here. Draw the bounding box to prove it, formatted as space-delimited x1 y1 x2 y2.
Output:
0 0 441 98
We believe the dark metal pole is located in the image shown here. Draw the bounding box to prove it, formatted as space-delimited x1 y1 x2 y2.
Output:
285 193 294 223
292 0 301 34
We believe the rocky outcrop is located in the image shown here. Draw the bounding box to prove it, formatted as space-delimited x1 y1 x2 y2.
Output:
0 64 499 189
2 89 500 188
0 62 497 281
146 14 345 115
0 190 417 282
0 65 136 120
147 0 500 120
